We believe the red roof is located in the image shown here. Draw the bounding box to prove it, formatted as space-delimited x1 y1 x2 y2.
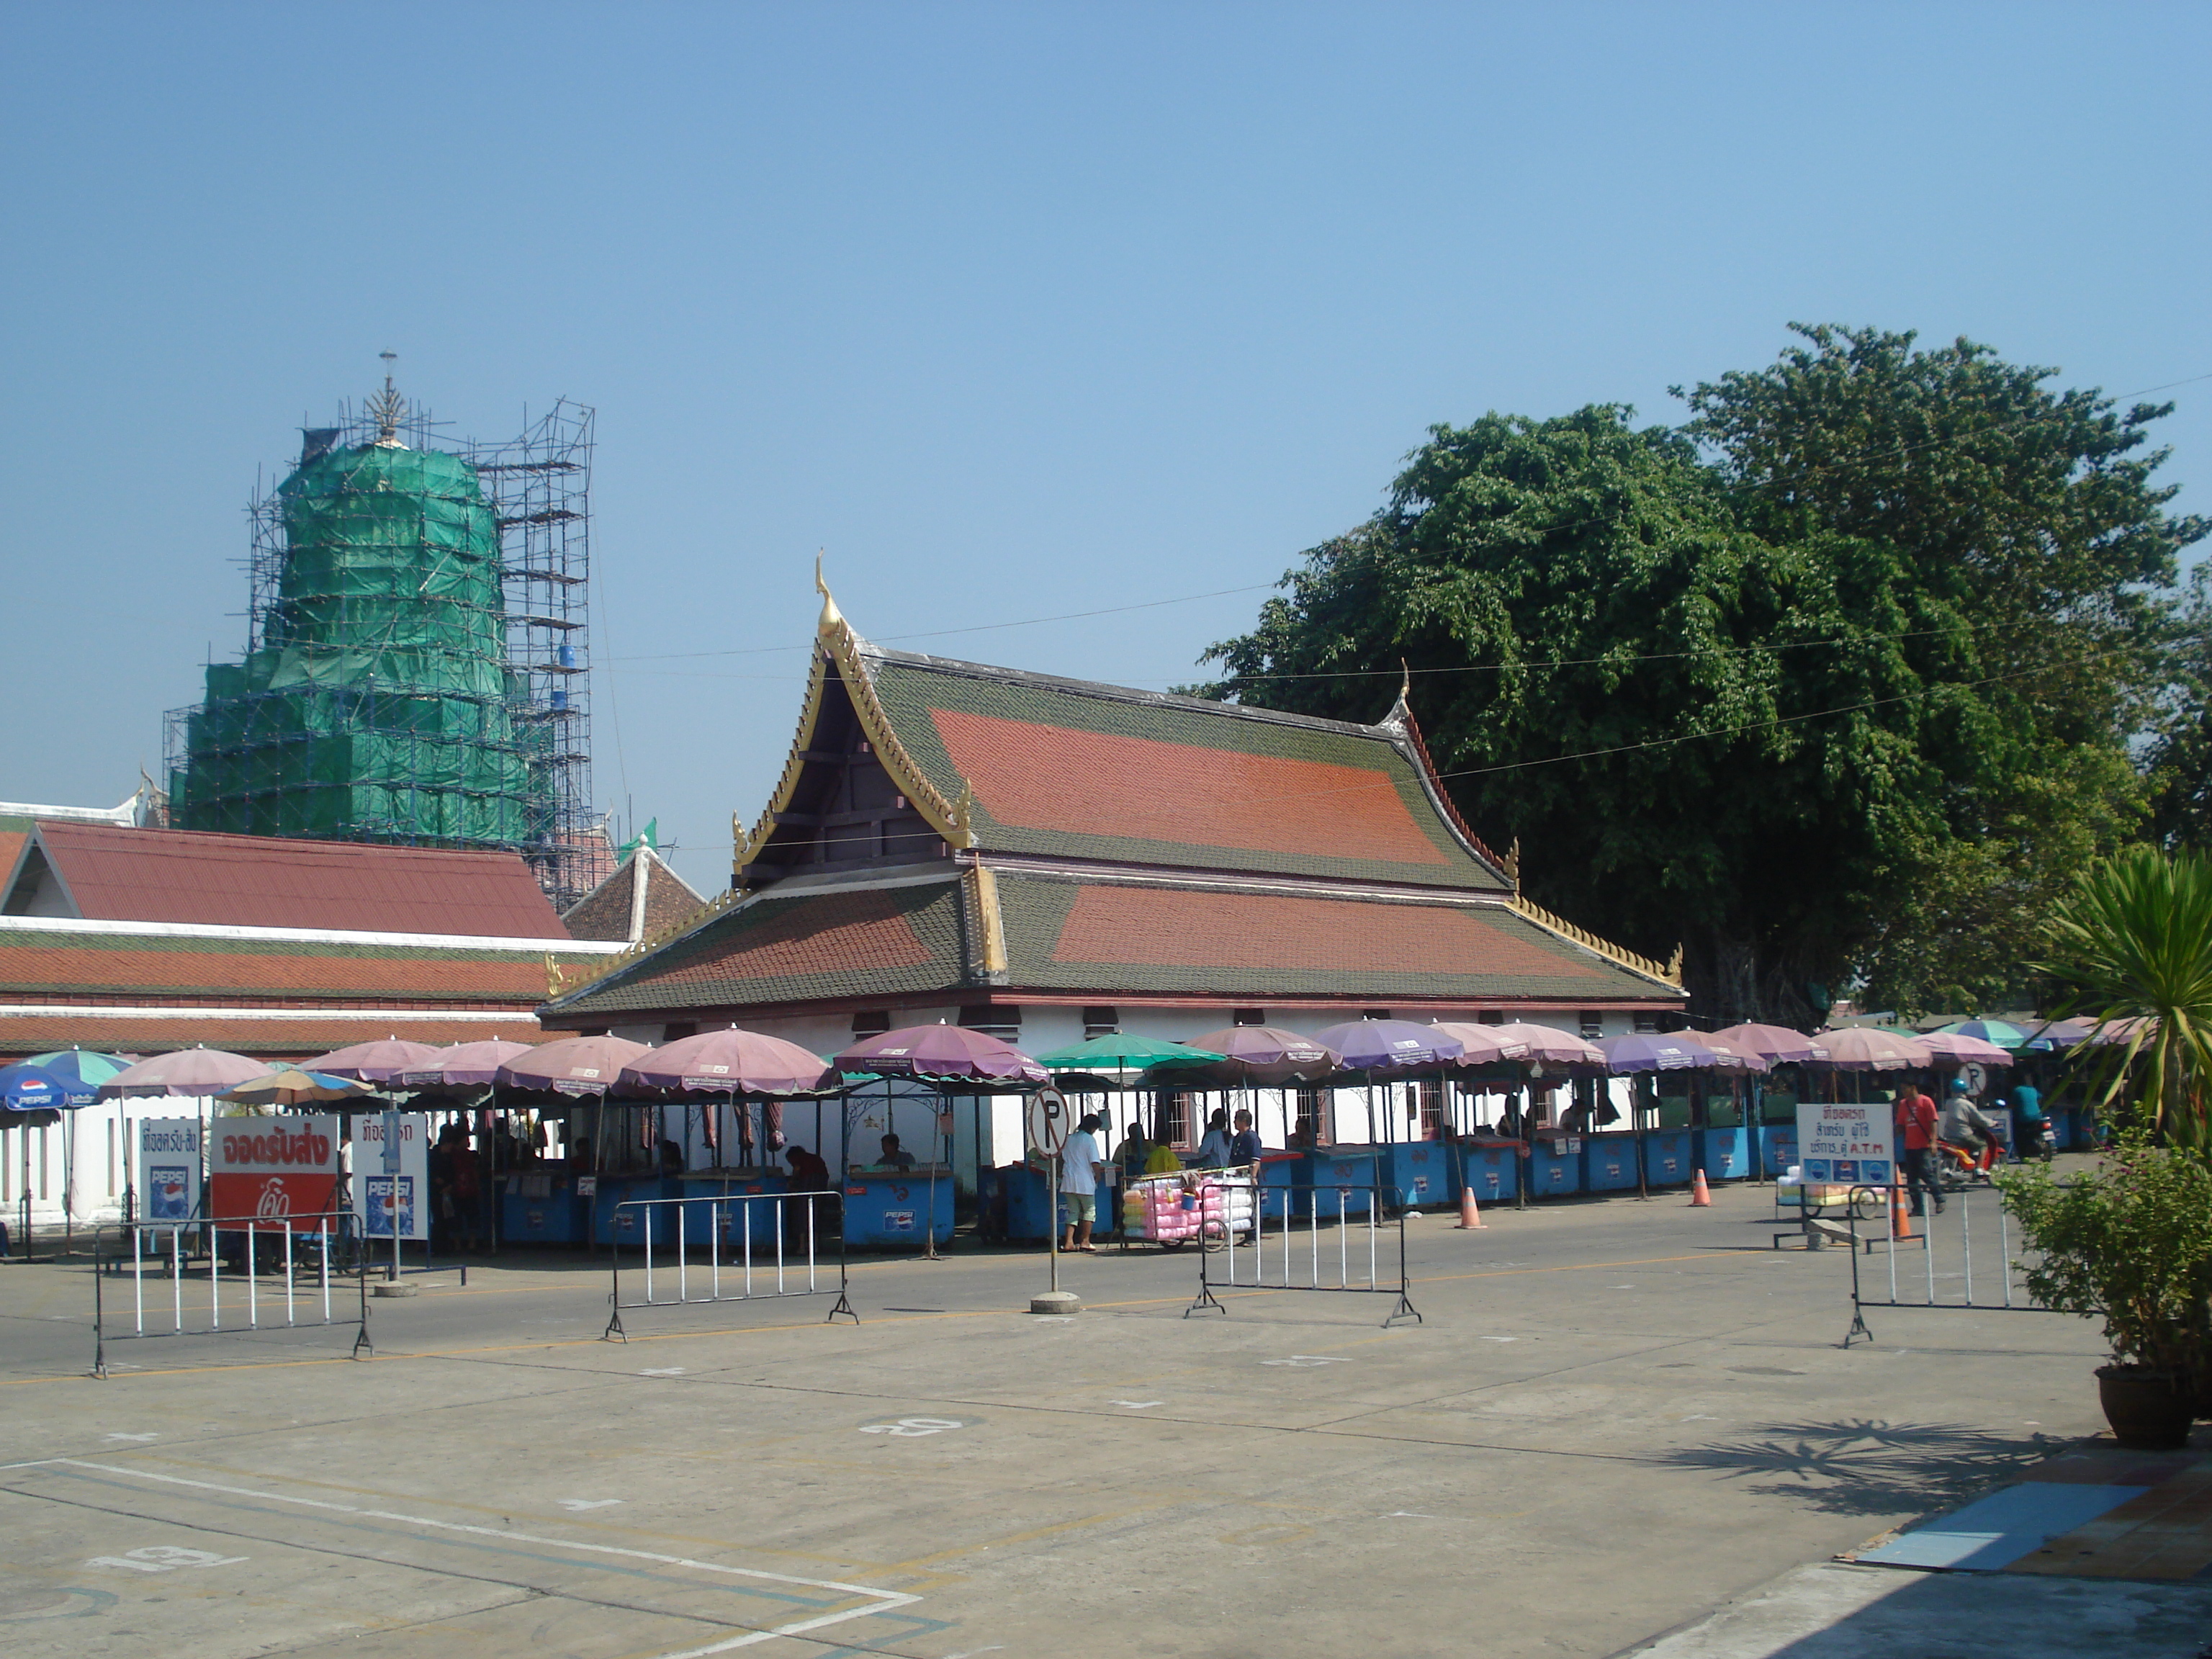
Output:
9 823 570 938
1049 886 1613 979
928 707 1452 868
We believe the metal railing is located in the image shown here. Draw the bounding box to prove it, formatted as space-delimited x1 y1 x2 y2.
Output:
1187 1181 1419 1327
91 1209 372 1377
603 1190 857 1339
1838 1180 2065 1346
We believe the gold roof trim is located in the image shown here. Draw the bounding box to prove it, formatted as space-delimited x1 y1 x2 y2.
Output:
730 567 974 886
1506 894 1683 990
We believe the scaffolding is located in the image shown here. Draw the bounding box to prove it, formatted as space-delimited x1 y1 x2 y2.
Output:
167 376 603 910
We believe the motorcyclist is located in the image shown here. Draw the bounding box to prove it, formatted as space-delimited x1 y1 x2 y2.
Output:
1938 1079 2000 1182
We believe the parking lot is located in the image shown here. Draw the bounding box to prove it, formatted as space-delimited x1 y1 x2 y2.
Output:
0 1192 2132 1658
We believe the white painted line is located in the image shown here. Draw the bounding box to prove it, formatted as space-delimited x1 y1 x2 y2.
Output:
1108 1401 1162 1409
104 1433 159 1442
557 1498 624 1511
1261 1356 1350 1367
858 1418 966 1437
55 1462 917 1654
639 1367 687 1377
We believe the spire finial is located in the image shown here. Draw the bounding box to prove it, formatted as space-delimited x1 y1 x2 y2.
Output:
369 351 407 448
815 549 844 635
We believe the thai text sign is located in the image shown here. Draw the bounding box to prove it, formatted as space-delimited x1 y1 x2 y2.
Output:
138 1119 203 1223
1794 1102 1894 1188
351 1112 429 1240
209 1115 342 1228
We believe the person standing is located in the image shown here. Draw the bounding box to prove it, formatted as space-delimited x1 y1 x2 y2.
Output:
1060 1112 1105 1254
1228 1109 1263 1167
1194 1108 1233 1169
783 1141 831 1251
1894 1082 1943 1216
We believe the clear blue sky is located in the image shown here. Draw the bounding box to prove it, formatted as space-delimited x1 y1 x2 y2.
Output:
4 2 2206 894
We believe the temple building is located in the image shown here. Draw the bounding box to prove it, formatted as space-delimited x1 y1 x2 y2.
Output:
539 583 1683 1157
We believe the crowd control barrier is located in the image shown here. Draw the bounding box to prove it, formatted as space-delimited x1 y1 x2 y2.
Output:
1186 1182 1420 1328
1838 1182 2064 1347
91 1209 371 1377
603 1190 857 1339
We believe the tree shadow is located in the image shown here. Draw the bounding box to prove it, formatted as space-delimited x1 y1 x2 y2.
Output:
1645 1417 2064 1518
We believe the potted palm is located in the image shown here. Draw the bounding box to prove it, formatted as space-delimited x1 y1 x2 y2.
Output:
1999 1138 2212 1449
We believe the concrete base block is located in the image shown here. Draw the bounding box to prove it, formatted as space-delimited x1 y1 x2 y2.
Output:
1030 1290 1080 1315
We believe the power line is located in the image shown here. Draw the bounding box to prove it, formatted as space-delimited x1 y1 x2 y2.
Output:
763 639 2161 856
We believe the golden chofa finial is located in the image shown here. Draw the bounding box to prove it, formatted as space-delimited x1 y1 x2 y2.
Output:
368 351 407 448
815 549 844 635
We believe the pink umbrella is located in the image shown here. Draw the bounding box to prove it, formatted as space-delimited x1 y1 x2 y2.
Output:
498 1034 652 1096
1485 1022 1606 1068
619 1028 842 1097
1707 1022 1829 1064
1915 1031 2013 1067
1427 1022 1533 1066
1183 1026 1342 1086
1690 1033 1773 1074
398 1038 537 1090
1807 1027 1931 1071
100 1046 270 1097
832 1023 1046 1089
305 1036 441 1082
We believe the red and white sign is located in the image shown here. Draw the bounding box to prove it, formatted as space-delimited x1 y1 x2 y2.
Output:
209 1115 343 1228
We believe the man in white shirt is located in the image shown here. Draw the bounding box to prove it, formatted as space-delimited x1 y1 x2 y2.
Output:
1060 1113 1105 1254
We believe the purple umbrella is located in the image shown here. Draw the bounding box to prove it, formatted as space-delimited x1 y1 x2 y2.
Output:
101 1046 270 1097
1485 1022 1606 1068
1915 1031 2013 1067
619 1028 843 1097
1311 1019 1465 1074
1706 1022 1829 1065
1183 1026 1342 1087
397 1038 537 1090
498 1034 652 1097
832 1023 1047 1089
1591 1033 1727 1074
305 1037 441 1083
1427 1022 1534 1066
2026 1017 2095 1048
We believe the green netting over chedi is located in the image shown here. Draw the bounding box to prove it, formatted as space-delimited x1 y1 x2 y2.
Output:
172 442 544 848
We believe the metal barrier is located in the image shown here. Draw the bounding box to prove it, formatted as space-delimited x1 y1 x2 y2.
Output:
1838 1181 2065 1346
603 1190 857 1339
91 1209 371 1377
1187 1182 1420 1327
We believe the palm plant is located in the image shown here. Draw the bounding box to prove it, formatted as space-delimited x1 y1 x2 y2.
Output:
2036 845 2212 1153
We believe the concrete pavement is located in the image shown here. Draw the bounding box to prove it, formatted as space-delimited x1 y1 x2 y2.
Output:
0 1191 2189 1658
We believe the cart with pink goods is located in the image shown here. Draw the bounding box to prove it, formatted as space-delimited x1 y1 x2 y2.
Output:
1123 1169 1257 1249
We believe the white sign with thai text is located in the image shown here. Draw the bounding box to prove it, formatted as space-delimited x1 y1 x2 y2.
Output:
1794 1101 1894 1189
138 1119 203 1223
350 1112 429 1240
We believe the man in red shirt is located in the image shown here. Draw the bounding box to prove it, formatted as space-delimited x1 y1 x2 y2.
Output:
1893 1084 1945 1216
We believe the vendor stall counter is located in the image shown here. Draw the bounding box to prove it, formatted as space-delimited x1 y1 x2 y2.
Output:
1378 1141 1451 1210
675 1169 788 1248
1452 1139 1521 1204
995 1163 1113 1242
842 1166 953 1249
1641 1128 1694 1188
590 1175 682 1246
499 1170 588 1244
1527 1133 1583 1197
1583 1133 1639 1193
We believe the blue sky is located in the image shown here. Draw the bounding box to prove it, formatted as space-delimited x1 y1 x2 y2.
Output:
4 2 2206 894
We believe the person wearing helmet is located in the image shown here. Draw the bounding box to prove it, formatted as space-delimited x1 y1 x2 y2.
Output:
1939 1078 2000 1180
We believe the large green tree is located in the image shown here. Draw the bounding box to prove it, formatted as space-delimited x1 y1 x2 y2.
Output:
1198 326 2201 1023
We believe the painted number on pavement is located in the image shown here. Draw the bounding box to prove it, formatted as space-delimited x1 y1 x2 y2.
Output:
89 1547 247 1573
858 1416 969 1437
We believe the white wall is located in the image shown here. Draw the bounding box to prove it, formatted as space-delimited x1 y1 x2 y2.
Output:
1 1093 224 1239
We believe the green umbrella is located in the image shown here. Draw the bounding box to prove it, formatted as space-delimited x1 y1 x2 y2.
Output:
1933 1018 2034 1051
1035 1033 1226 1089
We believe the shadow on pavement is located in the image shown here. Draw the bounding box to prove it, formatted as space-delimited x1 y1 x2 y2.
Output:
1646 1418 2061 1518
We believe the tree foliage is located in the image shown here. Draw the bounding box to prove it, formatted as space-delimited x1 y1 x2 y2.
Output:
1197 326 2203 1022
2037 845 2212 1152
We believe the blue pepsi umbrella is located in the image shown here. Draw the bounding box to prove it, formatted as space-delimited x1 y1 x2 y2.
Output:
0 1061 101 1112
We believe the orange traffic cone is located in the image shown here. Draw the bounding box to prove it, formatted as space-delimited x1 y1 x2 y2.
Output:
1889 1177 1914 1241
1689 1169 1712 1208
1456 1184 1488 1229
